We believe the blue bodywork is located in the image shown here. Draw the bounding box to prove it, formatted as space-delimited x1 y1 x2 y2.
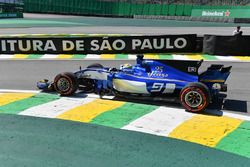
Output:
38 55 231 100
109 60 197 94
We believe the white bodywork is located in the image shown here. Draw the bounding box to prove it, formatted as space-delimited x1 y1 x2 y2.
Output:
113 79 149 94
84 70 109 80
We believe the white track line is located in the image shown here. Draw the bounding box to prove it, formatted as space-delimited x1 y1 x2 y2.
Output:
128 54 137 60
215 56 239 61
19 97 95 118
0 89 114 98
223 112 250 121
0 54 15 59
122 107 194 137
85 54 101 59
172 54 189 60
86 94 115 100
0 89 41 93
41 54 59 59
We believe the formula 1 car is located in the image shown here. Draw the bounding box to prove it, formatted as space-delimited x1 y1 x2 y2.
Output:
37 55 231 112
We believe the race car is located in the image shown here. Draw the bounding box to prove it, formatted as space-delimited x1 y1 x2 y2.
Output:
37 55 231 112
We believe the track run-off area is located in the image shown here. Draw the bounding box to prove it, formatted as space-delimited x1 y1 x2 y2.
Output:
0 91 249 159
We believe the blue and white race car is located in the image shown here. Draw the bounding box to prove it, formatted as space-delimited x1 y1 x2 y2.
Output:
37 55 231 112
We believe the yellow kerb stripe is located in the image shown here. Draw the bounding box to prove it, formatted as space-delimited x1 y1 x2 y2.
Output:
57 99 125 123
14 54 29 59
144 54 159 59
58 54 73 59
101 54 116 59
186 54 203 60
169 115 242 147
0 93 35 107
234 56 250 61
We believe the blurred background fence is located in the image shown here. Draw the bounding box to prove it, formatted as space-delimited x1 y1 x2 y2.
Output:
0 0 23 18
23 0 250 18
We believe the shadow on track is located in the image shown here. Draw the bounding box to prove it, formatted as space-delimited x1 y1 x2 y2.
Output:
223 99 248 113
44 90 248 117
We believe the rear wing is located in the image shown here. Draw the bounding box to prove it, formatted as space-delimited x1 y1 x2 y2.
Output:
137 54 203 76
200 64 232 84
152 59 203 76
207 64 232 73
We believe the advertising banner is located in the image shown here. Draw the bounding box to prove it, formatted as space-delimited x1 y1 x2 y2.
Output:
0 34 197 54
0 0 23 18
0 13 22 18
203 35 250 56
192 9 250 18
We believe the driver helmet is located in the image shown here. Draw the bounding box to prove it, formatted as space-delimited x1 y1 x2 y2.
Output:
120 63 132 70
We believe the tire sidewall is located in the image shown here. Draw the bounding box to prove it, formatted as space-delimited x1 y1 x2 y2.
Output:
54 73 78 96
180 83 209 112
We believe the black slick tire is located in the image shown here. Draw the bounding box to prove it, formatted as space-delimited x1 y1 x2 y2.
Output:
54 72 78 96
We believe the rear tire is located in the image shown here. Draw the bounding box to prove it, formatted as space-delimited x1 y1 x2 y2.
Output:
54 72 78 96
180 82 210 112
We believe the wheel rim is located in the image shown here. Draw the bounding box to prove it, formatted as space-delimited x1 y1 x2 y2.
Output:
57 78 70 92
184 90 203 108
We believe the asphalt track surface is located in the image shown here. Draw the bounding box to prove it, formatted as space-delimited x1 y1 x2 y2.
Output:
0 60 249 115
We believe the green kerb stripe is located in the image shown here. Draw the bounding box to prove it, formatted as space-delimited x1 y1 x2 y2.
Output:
216 121 250 158
115 54 128 59
27 54 43 59
159 54 173 60
72 54 86 59
91 103 159 128
0 93 60 114
202 54 219 60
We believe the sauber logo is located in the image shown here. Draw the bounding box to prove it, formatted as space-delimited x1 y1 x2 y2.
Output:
148 72 168 78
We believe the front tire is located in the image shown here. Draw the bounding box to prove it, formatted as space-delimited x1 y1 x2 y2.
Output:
180 82 210 112
54 72 78 96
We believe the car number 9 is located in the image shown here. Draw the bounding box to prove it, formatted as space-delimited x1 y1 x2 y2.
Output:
151 83 176 94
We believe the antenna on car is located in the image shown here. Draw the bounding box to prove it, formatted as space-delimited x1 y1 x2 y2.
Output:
79 66 82 70
197 59 204 67
137 54 144 60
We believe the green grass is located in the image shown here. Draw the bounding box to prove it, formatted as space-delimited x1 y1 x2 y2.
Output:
1 16 250 28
